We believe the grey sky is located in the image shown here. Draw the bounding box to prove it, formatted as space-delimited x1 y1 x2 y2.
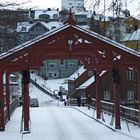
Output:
1 0 139 17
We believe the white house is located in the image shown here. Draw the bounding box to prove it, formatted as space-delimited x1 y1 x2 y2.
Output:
61 0 84 12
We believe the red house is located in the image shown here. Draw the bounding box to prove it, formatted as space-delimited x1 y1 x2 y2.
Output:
68 66 94 98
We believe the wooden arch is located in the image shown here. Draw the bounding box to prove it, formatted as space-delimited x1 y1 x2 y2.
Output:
0 20 140 131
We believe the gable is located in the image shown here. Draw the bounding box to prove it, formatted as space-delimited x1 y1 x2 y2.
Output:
0 23 140 72
29 22 49 32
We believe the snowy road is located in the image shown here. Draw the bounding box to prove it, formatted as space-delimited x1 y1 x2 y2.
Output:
22 106 135 140
0 84 139 140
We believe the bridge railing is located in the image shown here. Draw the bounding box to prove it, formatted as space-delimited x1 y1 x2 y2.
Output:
30 79 59 99
69 98 139 125
4 98 20 123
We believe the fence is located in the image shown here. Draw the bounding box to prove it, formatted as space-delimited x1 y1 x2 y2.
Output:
30 79 59 99
4 98 20 123
69 98 139 125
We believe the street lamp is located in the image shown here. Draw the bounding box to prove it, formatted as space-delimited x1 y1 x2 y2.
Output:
67 38 73 51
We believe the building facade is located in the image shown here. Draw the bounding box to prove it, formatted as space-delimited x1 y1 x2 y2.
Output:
68 67 138 108
61 0 84 12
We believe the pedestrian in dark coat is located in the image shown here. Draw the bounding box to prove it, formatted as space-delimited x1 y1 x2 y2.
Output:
77 94 81 107
64 100 67 106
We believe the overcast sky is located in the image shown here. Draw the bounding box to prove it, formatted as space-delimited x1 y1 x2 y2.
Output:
1 0 139 17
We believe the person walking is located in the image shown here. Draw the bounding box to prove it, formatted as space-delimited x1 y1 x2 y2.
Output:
77 94 81 107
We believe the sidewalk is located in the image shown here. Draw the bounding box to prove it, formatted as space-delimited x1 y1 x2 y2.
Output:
71 106 140 140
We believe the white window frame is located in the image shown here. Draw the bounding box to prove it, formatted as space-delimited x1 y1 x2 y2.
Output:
127 69 134 80
127 91 134 100
88 71 93 77
68 63 76 69
103 91 111 100
49 63 56 68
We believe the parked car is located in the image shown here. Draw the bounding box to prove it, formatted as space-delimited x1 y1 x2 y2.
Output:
30 98 39 107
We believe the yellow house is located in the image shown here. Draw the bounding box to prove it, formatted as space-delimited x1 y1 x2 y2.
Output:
121 28 140 51
123 16 140 33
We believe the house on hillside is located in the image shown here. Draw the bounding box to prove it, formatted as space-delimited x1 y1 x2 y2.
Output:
122 16 140 33
121 28 140 51
106 20 127 42
61 0 84 13
17 21 63 45
77 75 95 99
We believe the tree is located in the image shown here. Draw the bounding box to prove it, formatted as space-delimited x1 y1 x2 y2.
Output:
0 0 30 53
0 0 31 9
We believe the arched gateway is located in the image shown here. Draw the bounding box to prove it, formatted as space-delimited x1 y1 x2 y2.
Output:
0 15 140 132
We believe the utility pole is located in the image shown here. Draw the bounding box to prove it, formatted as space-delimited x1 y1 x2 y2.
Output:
103 0 106 36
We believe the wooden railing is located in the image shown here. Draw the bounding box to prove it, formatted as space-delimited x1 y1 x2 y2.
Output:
4 98 20 123
69 98 139 125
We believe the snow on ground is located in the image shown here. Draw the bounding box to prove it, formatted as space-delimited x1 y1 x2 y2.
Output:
0 75 140 140
29 84 58 107
31 73 68 94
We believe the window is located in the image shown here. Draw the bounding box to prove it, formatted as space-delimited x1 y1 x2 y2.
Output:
53 14 58 19
54 73 57 77
61 65 65 69
49 63 56 68
127 69 134 80
48 72 57 78
48 73 52 78
68 63 75 69
21 27 26 32
127 91 134 100
39 14 50 19
51 26 56 30
88 71 93 77
103 91 111 100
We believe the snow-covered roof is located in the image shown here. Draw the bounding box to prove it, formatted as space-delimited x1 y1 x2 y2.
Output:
80 25 90 30
78 76 95 90
68 66 86 80
17 21 63 32
121 28 140 41
16 22 33 32
41 22 63 30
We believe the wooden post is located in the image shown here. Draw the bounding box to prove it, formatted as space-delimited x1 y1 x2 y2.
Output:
113 83 121 129
22 70 30 131
6 71 10 121
0 71 5 131
112 67 121 129
96 70 101 119
138 68 140 126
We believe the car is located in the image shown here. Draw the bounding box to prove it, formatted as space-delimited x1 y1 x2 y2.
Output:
30 98 39 107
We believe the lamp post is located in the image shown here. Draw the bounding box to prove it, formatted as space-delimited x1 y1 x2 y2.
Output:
67 38 73 51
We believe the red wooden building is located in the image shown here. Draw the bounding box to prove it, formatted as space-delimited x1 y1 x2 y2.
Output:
74 69 138 108
0 13 140 131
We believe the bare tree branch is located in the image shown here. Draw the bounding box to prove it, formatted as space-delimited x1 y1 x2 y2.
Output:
0 0 31 8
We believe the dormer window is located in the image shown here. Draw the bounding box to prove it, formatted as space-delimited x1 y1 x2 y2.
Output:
51 26 56 30
53 14 58 19
39 14 50 20
21 27 26 32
